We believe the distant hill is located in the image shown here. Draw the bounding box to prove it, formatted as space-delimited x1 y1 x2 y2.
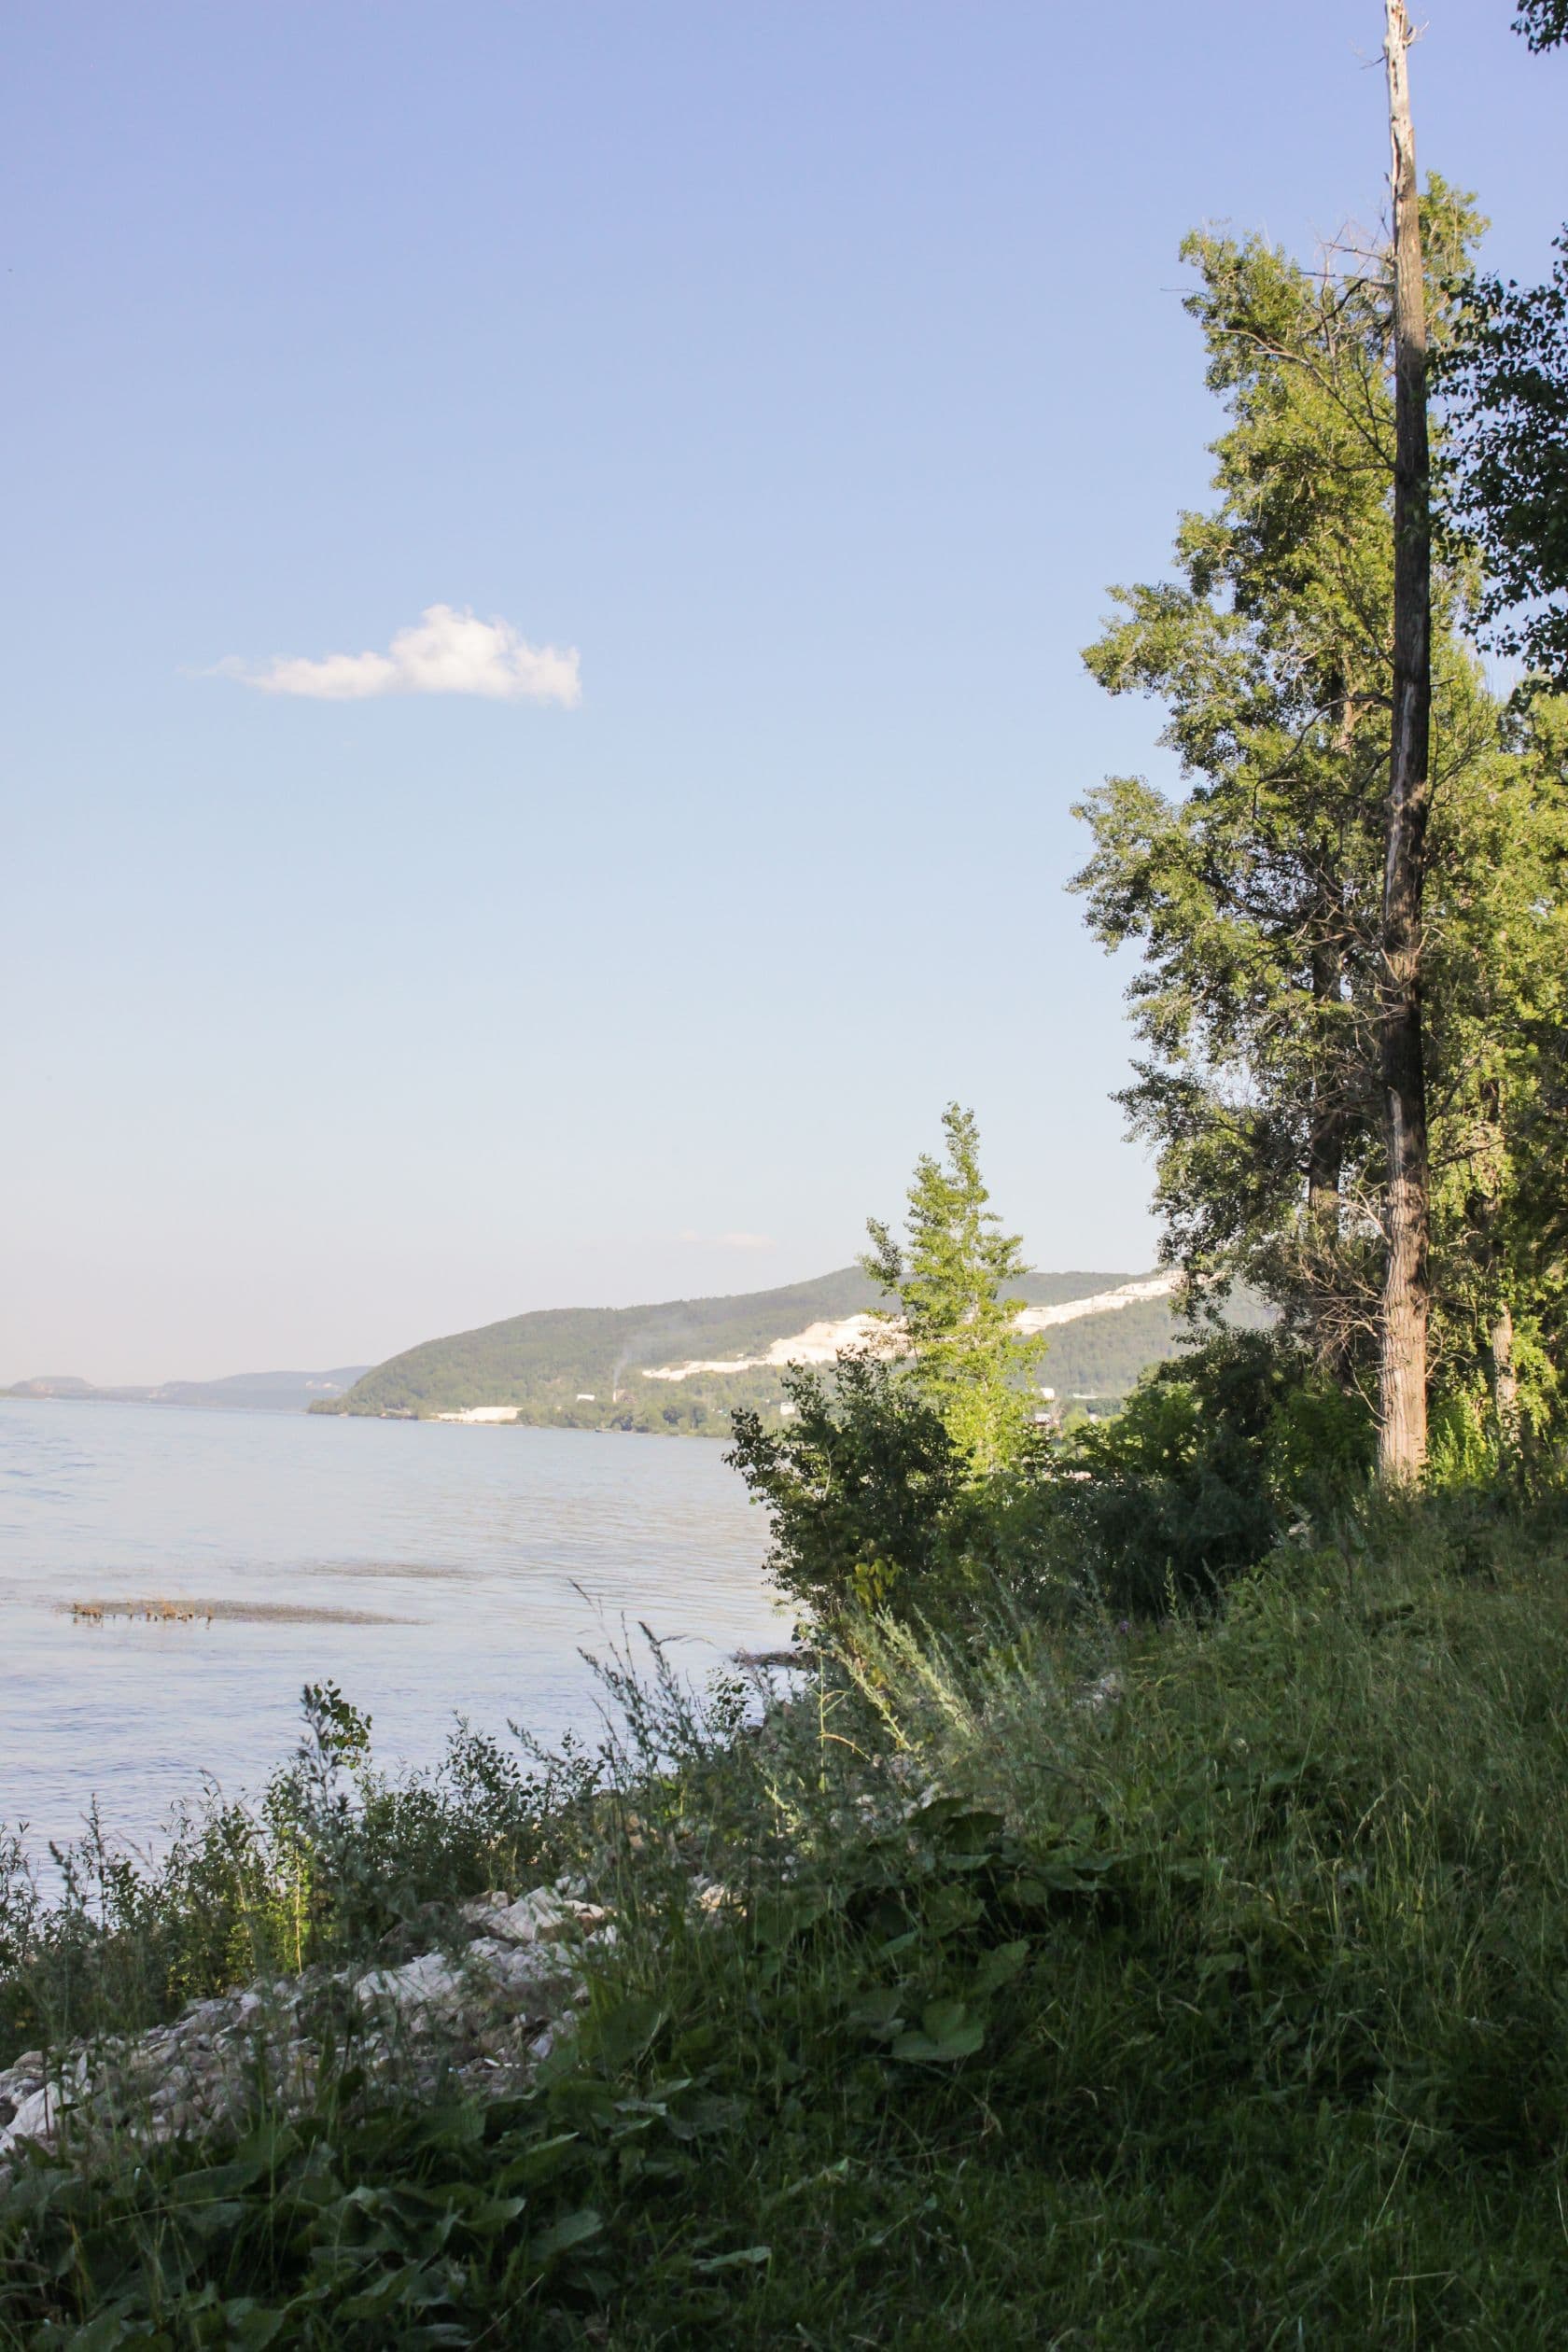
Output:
5 1367 371 1413
318 1270 1268 1432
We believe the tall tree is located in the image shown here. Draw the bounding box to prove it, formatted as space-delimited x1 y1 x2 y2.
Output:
1424 690 1568 1450
1379 0 1434 1480
861 1103 1043 1473
1073 34 1568 1471
1441 5 1568 1467
1071 178 1563 1457
1075 192 1482 1363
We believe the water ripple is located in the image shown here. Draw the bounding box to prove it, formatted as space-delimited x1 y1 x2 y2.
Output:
0 1401 780 1862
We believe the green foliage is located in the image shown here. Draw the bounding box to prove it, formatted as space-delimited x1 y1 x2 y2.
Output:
1426 1386 1503 1491
1073 192 1502 1360
861 1104 1046 1473
1443 233 1568 686
1261 1374 1381 1524
9 1507 1568 2344
1057 1332 1373 1611
725 1354 964 1621
727 1111 1067 1625
1421 690 1568 1429
1513 0 1568 52
0 2100 613 2346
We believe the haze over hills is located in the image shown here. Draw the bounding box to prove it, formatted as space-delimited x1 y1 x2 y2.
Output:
315 1268 1266 1432
5 1368 371 1414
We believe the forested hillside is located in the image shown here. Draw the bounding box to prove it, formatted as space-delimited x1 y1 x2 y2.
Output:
315 1267 1239 1430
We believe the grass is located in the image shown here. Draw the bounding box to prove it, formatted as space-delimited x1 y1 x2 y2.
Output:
5 1495 1568 2344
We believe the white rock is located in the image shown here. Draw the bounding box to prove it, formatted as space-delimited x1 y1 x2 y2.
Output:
467 1937 578 2007
1 1892 615 2191
458 1889 514 1925
1075 1670 1124 1715
353 1950 466 2021
0 2082 59 2156
692 1880 738 1914
483 1887 606 1946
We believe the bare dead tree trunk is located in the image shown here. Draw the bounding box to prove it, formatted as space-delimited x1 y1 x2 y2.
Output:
1307 937 1347 1239
1378 0 1433 1483
1491 1302 1520 1452
1306 933 1351 1370
1473 1076 1519 1456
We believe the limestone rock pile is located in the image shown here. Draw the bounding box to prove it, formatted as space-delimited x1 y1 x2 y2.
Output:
0 1883 612 2190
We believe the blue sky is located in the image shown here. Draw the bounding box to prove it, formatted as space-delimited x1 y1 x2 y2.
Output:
3 2 1561 1382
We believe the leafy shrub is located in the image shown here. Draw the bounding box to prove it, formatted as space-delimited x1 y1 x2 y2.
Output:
1260 1370 1379 1522
726 1354 967 1620
1426 1385 1501 1491
1057 1329 1373 1612
728 1334 1378 1632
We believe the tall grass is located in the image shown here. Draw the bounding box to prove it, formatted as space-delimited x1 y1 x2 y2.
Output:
0 1683 600 2067
6 1499 1568 2343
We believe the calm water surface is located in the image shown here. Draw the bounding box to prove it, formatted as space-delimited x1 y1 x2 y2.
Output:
0 1399 783 1866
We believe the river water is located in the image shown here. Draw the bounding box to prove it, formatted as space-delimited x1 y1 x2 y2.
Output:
0 1399 783 1871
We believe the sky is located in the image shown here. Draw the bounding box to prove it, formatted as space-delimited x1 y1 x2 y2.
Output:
2 2 1563 1385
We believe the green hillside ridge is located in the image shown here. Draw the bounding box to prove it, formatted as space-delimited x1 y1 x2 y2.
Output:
317 1268 1267 1431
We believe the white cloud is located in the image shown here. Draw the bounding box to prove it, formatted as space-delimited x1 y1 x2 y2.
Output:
217 604 581 706
679 1230 778 1253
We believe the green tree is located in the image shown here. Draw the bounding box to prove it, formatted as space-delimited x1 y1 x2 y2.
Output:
728 1111 1051 1623
1071 190 1568 1457
861 1104 1045 1473
1444 242 1568 686
1075 199 1480 1351
1424 690 1568 1452
1513 1 1568 53
1442 5 1568 684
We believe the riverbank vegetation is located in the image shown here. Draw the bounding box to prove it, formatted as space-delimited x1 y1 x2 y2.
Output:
7 9 1568 2344
7 1490 1568 2344
7 1090 1568 2341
